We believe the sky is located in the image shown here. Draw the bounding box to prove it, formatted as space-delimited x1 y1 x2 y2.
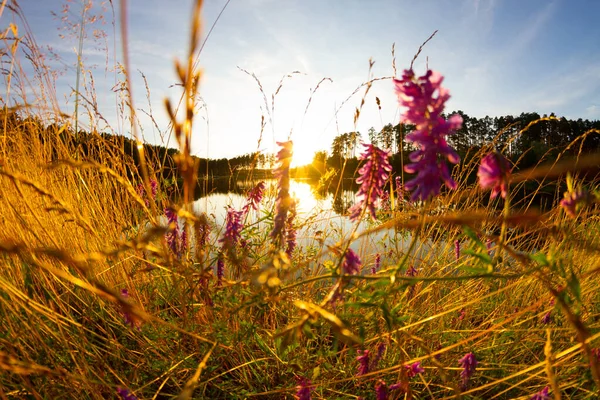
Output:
7 0 600 166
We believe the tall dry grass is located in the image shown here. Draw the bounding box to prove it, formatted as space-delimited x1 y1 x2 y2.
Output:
1 0 600 399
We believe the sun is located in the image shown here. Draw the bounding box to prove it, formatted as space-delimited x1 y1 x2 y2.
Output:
290 140 319 167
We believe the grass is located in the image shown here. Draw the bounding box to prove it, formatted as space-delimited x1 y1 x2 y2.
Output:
1 1 600 399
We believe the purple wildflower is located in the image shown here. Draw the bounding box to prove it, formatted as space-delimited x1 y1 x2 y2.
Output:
404 361 425 378
271 141 293 247
560 189 594 218
394 69 462 201
406 265 418 276
454 240 460 261
389 381 408 392
179 222 188 257
220 206 244 249
486 239 492 254
117 387 138 400
216 257 224 285
395 176 404 202
458 352 477 391
164 207 179 255
372 253 381 274
530 386 550 400
242 181 266 216
380 190 390 211
342 248 362 275
356 349 370 376
375 380 388 400
295 377 313 400
371 342 386 370
348 144 392 221
150 178 158 198
541 311 552 324
478 152 511 199
286 199 297 256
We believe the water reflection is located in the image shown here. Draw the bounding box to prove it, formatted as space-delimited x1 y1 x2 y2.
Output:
192 179 436 269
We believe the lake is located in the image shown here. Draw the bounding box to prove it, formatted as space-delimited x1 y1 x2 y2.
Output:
192 178 441 271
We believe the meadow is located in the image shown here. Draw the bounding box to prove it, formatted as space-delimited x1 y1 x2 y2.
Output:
1 1 600 399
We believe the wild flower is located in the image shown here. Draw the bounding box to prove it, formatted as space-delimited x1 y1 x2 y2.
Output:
286 199 297 256
478 152 511 199
295 377 313 400
530 386 550 400
371 342 386 370
406 265 418 276
560 189 594 218
393 69 462 201
164 207 179 255
404 361 424 378
372 253 381 274
220 206 244 249
179 221 188 256
137 178 158 206
375 380 388 400
380 190 390 211
117 387 138 400
343 248 362 275
271 141 293 247
356 349 370 375
395 176 404 202
458 352 477 390
541 311 552 324
242 180 266 216
348 143 392 221
454 239 460 260
216 257 224 285
119 289 140 330
486 239 492 254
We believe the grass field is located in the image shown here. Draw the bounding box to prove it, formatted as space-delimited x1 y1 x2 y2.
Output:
1 1 600 399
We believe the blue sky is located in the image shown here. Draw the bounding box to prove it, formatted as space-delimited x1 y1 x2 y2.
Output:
11 0 600 165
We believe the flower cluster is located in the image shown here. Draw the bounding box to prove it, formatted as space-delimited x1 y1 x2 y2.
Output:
372 253 381 274
295 377 313 400
530 386 550 400
394 69 462 201
478 152 511 199
164 207 179 255
343 248 362 275
136 178 158 206
220 206 244 249
454 239 460 261
117 387 138 400
458 352 478 391
560 189 594 218
404 361 424 378
348 144 392 221
271 141 293 247
242 181 266 216
356 349 370 376
395 176 404 202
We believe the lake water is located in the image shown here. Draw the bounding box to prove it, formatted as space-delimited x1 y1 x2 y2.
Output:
191 179 440 270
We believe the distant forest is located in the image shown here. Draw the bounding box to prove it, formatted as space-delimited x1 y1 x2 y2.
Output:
6 110 600 193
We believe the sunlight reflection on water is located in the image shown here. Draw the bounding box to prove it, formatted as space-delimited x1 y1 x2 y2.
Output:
191 179 436 270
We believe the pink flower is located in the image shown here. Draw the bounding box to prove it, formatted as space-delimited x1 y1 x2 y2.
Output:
394 69 462 201
560 189 594 218
356 349 370 375
220 206 244 249
478 152 511 199
242 181 266 216
404 361 424 378
348 144 392 221
530 386 550 400
458 352 477 390
343 248 362 275
295 377 313 400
